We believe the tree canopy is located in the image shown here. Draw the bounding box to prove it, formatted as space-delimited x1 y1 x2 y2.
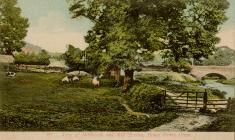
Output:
0 0 29 56
68 0 229 89
163 0 229 62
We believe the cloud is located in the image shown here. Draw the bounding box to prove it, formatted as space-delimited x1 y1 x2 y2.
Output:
217 26 235 50
24 11 88 53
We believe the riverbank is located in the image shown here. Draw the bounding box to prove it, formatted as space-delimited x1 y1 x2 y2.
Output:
203 79 235 99
217 78 235 85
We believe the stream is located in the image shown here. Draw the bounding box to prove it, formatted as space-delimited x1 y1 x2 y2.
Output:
202 80 235 99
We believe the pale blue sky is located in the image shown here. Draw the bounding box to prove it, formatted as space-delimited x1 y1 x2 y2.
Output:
18 0 235 52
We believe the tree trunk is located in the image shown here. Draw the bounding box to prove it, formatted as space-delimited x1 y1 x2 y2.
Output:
113 67 120 82
123 69 134 91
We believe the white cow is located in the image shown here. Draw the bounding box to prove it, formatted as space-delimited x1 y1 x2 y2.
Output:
92 76 100 88
6 72 16 77
62 76 70 83
72 76 80 83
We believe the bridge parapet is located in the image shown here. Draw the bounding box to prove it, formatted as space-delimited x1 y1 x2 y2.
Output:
190 66 235 80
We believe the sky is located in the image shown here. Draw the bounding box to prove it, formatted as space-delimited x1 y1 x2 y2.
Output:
18 0 235 53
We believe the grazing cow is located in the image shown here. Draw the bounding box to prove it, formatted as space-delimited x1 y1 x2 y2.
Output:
62 76 70 83
6 72 15 77
92 76 100 88
72 76 80 83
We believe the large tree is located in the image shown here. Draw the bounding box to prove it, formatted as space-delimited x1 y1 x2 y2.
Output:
68 0 229 89
0 0 29 56
68 0 186 90
163 0 229 63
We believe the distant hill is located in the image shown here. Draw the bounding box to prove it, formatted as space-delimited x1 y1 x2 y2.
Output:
21 42 43 54
21 43 63 59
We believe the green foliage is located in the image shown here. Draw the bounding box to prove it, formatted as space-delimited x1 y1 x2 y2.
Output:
163 0 229 62
68 0 185 74
68 0 229 83
127 84 165 113
14 50 50 65
208 89 226 99
195 47 235 66
0 0 29 55
166 59 192 74
63 44 84 71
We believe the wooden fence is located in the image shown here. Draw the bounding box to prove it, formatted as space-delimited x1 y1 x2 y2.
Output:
164 90 232 110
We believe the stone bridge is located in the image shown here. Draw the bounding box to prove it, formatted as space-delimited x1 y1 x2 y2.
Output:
190 66 235 79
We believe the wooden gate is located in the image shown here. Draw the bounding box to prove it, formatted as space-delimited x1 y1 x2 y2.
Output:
164 90 232 110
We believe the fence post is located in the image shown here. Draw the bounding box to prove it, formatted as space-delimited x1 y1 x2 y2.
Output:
195 92 198 109
227 97 231 110
203 90 208 110
163 90 166 105
186 92 189 108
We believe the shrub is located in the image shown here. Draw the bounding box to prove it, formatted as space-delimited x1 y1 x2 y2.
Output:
169 60 192 74
208 88 226 99
128 83 166 113
135 75 159 84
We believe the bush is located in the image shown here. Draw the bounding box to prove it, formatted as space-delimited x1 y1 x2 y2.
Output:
208 89 226 99
127 83 166 113
135 75 159 84
169 60 192 74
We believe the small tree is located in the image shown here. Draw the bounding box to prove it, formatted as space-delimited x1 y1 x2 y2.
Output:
63 44 84 71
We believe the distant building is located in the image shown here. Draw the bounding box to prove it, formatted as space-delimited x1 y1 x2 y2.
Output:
0 55 14 64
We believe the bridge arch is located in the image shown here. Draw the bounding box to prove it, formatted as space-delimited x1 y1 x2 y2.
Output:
190 66 235 80
201 73 227 80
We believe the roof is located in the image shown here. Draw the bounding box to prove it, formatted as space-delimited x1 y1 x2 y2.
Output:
0 55 14 63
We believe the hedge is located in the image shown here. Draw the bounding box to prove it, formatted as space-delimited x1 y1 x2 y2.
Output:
127 83 165 114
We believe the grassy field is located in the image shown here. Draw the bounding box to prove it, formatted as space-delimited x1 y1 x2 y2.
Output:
0 71 177 131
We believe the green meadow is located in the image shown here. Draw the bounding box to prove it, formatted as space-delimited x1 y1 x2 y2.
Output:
0 72 177 131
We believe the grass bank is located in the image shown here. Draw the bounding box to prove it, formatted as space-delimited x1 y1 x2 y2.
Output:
217 78 235 85
135 72 225 99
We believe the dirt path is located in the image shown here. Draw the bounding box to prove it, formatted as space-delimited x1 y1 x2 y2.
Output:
118 96 216 131
151 113 215 131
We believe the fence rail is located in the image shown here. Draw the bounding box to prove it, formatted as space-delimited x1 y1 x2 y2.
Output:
164 90 231 110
